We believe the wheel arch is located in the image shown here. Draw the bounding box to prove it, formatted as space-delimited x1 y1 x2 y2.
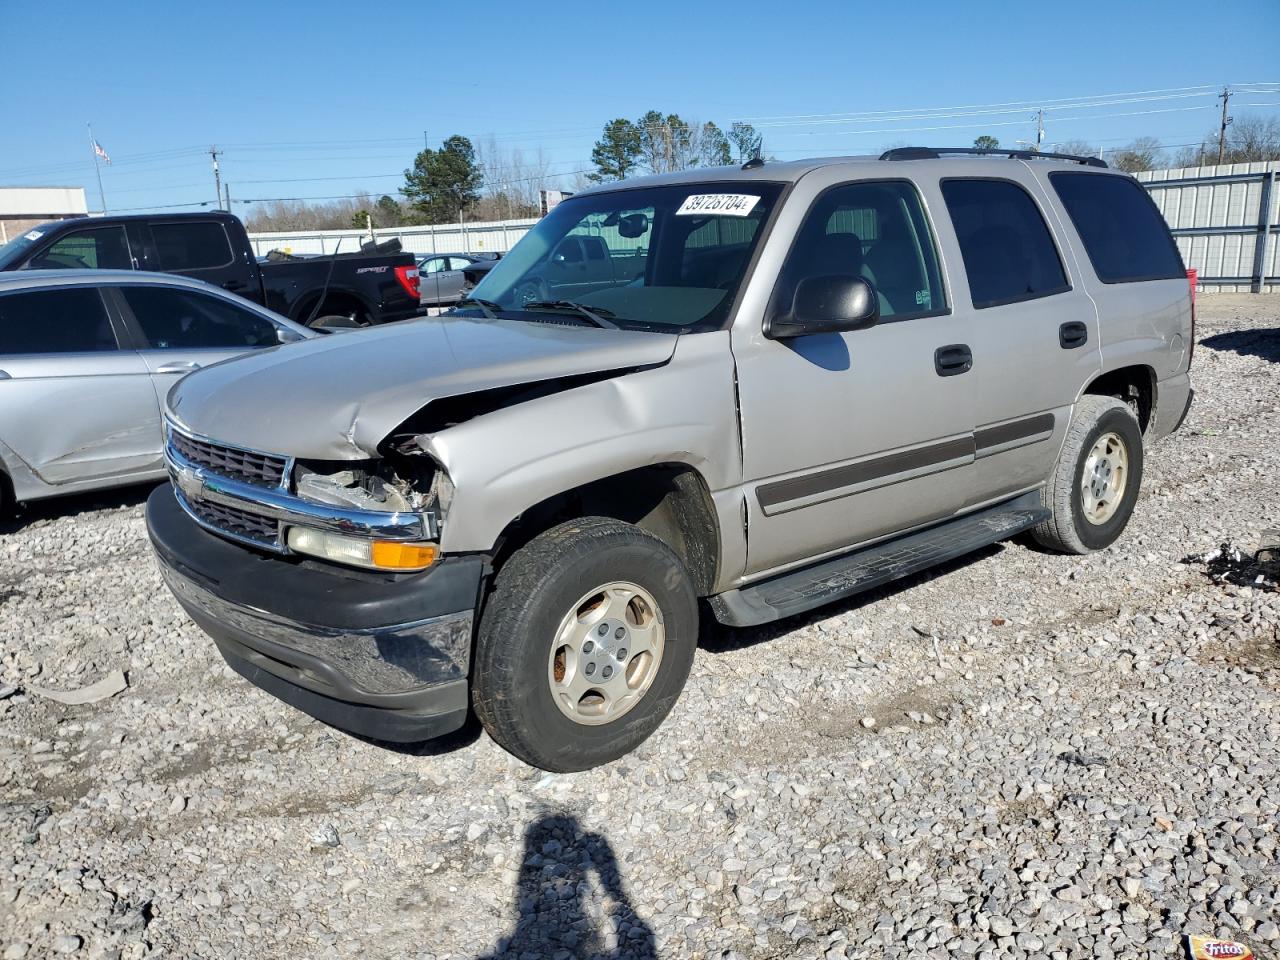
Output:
488 462 722 597
1082 364 1156 434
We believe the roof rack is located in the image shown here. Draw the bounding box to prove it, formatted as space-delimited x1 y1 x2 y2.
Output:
879 146 1107 168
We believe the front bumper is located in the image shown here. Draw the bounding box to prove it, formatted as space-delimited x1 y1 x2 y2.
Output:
146 485 484 742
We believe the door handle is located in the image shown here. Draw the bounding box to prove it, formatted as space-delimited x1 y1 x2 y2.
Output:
1060 321 1089 349
223 279 248 291
934 344 973 377
155 361 201 374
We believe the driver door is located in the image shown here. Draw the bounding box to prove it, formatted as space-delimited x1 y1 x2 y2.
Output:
731 175 977 577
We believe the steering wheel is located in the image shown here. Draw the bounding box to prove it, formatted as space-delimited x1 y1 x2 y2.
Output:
512 275 550 305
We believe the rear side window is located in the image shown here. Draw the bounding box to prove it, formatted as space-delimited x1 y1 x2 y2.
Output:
150 221 234 270
1050 172 1184 283
941 179 1069 309
0 288 118 354
120 286 278 349
26 226 132 271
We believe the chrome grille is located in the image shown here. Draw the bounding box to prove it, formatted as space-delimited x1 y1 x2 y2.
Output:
181 492 280 547
169 430 287 488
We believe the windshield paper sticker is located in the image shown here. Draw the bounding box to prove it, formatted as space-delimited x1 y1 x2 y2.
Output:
676 194 760 217
24 231 43 241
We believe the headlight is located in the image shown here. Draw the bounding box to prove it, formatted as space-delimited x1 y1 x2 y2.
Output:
286 527 438 572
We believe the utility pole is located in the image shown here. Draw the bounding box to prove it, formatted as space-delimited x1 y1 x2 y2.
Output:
1035 108 1045 152
1217 87 1233 165
209 146 223 210
224 182 231 213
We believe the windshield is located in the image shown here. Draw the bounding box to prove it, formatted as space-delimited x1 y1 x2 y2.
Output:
0 226 49 270
466 182 784 332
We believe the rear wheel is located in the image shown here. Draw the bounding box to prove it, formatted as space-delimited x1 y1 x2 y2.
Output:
1033 395 1144 554
471 517 698 772
309 312 366 330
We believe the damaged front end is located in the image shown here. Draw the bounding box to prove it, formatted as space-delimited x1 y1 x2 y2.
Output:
164 420 451 574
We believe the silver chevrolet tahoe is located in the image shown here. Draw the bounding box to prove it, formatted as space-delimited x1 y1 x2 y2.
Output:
147 147 1194 772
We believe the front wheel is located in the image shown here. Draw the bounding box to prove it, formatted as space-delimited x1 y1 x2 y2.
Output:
1033 395 1144 554
471 518 698 772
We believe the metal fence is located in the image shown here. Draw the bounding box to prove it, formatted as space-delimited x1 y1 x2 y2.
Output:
248 161 1280 294
245 218 539 259
1137 161 1279 293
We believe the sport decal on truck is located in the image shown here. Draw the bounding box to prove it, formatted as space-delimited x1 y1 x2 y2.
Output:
676 194 760 217
356 266 389 274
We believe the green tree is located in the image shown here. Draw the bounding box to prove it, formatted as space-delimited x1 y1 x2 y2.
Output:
729 122 764 163
350 209 371 229
375 195 404 226
589 118 642 182
700 122 732 166
403 135 483 223
973 135 1000 151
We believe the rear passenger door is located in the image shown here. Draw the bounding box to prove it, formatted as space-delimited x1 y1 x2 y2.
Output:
936 170 1102 504
111 284 285 409
0 286 160 484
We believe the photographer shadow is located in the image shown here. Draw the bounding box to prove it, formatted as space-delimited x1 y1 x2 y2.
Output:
479 813 657 960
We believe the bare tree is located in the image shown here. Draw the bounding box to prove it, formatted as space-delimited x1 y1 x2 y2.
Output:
1109 136 1164 173
244 193 378 232
1053 139 1100 159
1175 114 1280 167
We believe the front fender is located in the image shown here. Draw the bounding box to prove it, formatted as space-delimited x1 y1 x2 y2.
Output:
427 332 740 554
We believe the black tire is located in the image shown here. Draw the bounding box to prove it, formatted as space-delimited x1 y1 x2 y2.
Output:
1033 395 1144 554
472 517 699 772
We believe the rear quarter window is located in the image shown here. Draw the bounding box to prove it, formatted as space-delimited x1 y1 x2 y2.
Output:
1049 172 1184 283
150 221 235 271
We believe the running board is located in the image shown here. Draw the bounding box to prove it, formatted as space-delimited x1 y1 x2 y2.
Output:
710 491 1047 627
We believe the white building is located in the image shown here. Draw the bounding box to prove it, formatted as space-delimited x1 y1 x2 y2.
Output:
0 186 89 243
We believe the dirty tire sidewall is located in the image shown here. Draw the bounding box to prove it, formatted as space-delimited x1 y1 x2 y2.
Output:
1034 395 1144 554
472 518 698 773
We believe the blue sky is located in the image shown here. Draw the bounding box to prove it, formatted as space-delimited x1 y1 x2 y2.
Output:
2 0 1277 215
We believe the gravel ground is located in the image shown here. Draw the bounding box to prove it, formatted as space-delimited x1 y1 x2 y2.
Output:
2 294 1278 960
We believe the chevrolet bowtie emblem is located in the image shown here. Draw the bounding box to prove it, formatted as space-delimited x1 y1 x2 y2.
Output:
174 465 205 501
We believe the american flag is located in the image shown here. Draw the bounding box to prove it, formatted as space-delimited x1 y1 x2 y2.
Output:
92 139 111 165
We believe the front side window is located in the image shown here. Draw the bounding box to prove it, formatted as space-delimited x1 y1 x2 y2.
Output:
1049 172 1184 283
26 227 132 271
0 287 118 354
772 180 947 322
469 182 784 331
150 221 234 271
120 286 277 349
941 179 1069 309
422 256 450 274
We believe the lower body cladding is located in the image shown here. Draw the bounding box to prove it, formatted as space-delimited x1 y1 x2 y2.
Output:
145 485 485 742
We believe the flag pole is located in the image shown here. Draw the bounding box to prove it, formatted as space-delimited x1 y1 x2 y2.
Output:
87 122 107 214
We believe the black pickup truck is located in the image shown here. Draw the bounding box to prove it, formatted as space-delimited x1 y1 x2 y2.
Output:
0 211 421 329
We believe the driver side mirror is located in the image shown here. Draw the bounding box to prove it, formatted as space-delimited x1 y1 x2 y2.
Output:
765 275 879 340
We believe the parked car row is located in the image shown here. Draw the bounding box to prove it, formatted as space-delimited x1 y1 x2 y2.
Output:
1 211 422 329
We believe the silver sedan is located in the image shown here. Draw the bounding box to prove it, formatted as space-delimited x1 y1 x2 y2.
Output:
0 270 313 511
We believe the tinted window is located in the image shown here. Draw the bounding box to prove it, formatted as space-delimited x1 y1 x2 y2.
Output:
1050 173 1184 283
26 227 132 270
773 180 947 321
0 288 118 354
121 286 277 349
942 179 1069 309
150 221 234 270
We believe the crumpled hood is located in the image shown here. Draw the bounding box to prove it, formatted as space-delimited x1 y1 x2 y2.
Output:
166 315 678 459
